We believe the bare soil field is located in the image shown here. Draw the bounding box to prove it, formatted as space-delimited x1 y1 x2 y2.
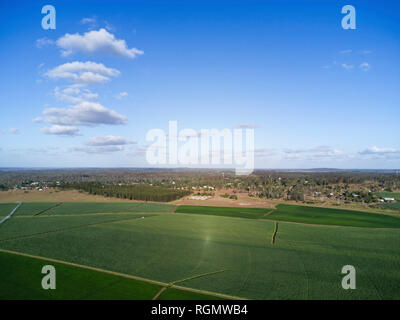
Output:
172 189 276 208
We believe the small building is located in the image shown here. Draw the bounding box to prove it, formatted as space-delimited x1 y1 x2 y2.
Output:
383 197 395 202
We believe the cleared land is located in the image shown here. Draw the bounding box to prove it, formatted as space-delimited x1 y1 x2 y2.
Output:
0 190 148 203
0 202 399 299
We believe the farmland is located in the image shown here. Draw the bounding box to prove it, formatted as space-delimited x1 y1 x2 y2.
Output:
176 204 400 228
175 205 270 219
0 202 399 299
264 204 400 228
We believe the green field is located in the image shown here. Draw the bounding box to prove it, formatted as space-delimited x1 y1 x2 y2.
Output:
384 202 400 210
0 201 399 300
176 204 400 228
175 205 269 219
264 204 400 228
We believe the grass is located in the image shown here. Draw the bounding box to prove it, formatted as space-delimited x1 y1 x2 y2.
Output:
0 202 399 299
263 204 400 228
0 250 161 299
175 205 268 219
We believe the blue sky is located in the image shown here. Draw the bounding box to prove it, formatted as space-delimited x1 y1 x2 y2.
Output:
0 0 399 169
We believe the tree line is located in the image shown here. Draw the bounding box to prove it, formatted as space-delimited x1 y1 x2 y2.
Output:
58 182 191 202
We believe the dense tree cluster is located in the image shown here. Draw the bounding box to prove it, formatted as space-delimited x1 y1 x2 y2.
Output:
59 182 191 202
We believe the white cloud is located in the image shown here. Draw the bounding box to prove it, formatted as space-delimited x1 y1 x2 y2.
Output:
54 85 98 103
80 17 97 27
85 135 135 146
38 101 127 126
71 145 124 153
45 61 120 84
359 146 398 155
283 146 346 161
56 28 144 58
41 125 81 136
36 37 54 48
339 49 352 54
114 91 128 100
341 64 354 71
359 62 371 72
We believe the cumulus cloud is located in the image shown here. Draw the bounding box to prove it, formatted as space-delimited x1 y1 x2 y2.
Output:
45 61 120 84
359 62 371 72
54 85 98 103
56 28 144 58
85 135 135 146
36 101 127 126
41 125 81 136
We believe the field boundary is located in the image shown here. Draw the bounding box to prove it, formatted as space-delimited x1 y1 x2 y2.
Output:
34 202 63 216
0 248 245 300
271 222 278 244
258 210 275 220
152 286 169 300
174 269 226 285
151 269 226 300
